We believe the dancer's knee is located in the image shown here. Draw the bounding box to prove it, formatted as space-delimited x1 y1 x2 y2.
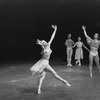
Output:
53 72 59 78
89 61 93 67
50 70 57 77
95 59 99 67
40 71 46 78
96 62 99 67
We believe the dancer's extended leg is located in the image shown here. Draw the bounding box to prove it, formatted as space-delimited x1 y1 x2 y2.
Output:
46 65 71 86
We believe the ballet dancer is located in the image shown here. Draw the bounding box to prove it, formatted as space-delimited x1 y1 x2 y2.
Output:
82 25 100 77
65 34 74 66
30 25 71 94
73 37 89 66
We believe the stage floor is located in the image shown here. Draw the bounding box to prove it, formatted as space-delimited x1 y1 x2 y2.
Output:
0 63 100 100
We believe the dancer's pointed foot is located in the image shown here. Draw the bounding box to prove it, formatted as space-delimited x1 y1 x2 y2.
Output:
78 64 81 66
67 63 72 66
76 61 78 65
37 90 41 94
64 80 71 87
67 64 69 66
90 73 92 77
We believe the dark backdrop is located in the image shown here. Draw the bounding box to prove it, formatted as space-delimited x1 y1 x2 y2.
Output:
0 0 100 63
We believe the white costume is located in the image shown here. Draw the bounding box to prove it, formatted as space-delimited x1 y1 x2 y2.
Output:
30 25 71 94
75 42 83 60
30 46 52 73
65 39 74 66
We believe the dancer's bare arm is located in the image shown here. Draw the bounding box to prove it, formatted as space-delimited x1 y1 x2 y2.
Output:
82 43 89 52
73 42 77 48
65 40 68 46
48 25 57 46
82 25 92 43
98 40 100 46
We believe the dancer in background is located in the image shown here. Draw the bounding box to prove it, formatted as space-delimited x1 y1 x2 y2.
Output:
30 25 71 94
65 34 74 66
73 37 89 66
82 25 100 77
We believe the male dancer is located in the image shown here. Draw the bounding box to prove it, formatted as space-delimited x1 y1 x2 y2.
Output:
65 34 74 66
82 25 100 77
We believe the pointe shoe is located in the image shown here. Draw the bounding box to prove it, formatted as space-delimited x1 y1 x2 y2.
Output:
37 90 41 94
67 64 69 66
67 63 72 66
66 82 71 87
78 64 81 66
64 80 71 87
90 74 92 77
76 61 78 65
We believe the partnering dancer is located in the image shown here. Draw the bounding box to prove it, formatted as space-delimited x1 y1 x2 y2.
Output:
65 34 74 66
73 37 89 66
30 25 71 94
82 25 100 77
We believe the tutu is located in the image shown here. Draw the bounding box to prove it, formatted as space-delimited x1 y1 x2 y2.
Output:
30 59 49 73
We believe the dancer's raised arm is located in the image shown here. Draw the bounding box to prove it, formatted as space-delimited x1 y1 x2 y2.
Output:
82 25 92 40
82 25 92 44
48 25 57 46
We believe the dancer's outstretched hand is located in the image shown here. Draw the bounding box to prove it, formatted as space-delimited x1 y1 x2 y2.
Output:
82 25 86 30
36 39 41 44
52 25 57 29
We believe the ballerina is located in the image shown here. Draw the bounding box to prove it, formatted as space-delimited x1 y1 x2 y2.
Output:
73 37 89 66
30 25 71 94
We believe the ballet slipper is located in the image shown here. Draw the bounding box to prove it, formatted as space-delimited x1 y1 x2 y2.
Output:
64 80 71 87
78 64 81 66
67 63 72 66
37 90 41 94
76 61 78 65
90 73 92 77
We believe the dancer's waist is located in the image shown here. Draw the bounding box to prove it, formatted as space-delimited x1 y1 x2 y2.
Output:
41 56 50 60
67 46 73 48
67 47 72 50
91 47 98 50
90 50 98 56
